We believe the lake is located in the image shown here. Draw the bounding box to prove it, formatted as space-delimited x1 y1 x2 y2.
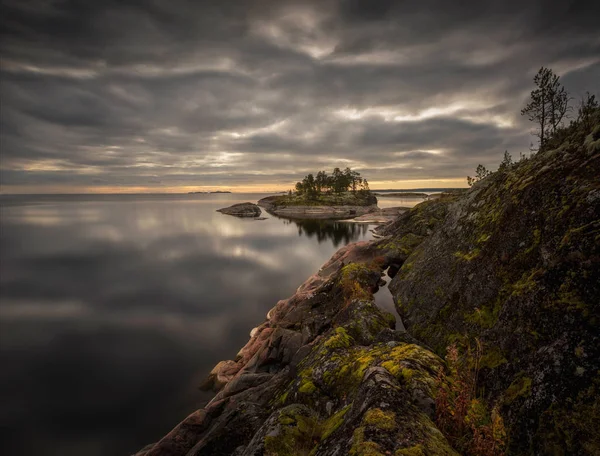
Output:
0 193 421 455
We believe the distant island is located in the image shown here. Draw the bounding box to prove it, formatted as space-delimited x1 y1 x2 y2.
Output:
188 190 232 194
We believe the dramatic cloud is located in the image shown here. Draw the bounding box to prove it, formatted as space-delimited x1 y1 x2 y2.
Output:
1 0 599 192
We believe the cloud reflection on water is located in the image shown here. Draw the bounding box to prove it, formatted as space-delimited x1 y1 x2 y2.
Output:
0 194 375 456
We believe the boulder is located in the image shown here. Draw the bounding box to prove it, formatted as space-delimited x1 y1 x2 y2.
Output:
216 202 261 217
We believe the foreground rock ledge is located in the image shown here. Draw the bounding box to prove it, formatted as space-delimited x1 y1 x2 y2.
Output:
217 202 262 217
134 238 458 456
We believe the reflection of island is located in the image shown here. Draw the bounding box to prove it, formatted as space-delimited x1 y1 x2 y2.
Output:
280 218 370 247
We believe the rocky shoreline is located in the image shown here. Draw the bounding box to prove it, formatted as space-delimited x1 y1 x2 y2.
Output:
218 198 409 224
136 114 599 456
345 206 409 224
257 194 379 221
260 203 378 220
135 234 455 456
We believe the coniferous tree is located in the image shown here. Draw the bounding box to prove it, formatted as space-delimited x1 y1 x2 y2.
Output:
315 171 328 194
521 67 570 150
467 165 492 186
576 92 599 131
547 71 569 134
292 167 369 197
498 151 513 172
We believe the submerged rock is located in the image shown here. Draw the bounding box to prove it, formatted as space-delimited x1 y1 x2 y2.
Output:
216 202 262 217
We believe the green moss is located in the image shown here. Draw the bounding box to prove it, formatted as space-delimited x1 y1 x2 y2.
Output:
264 407 321 456
279 415 295 426
350 427 385 456
298 380 317 394
395 445 425 456
324 327 355 349
340 263 375 301
400 413 460 456
298 368 318 395
363 408 396 430
321 405 351 440
365 313 393 336
320 349 376 395
400 261 413 275
396 297 405 312
512 268 544 296
263 405 351 455
278 391 289 405
319 342 441 398
464 298 503 328
380 233 425 256
341 263 373 279
351 408 458 455
381 360 400 376
504 374 532 403
480 347 507 369
558 219 600 249
382 362 417 385
524 228 542 254
476 233 491 244
454 248 481 261
401 368 415 383
351 440 384 455
382 311 397 328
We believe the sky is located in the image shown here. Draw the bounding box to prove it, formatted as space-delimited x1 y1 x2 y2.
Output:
1 0 599 194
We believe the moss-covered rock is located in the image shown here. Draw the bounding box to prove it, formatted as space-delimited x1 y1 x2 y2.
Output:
387 110 600 454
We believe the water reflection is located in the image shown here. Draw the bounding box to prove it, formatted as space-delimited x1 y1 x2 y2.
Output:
0 194 375 456
280 218 370 247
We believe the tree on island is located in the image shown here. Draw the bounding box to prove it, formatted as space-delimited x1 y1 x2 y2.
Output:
294 167 370 199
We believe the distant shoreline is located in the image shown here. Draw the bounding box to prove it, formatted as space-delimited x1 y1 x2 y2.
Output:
0 188 466 197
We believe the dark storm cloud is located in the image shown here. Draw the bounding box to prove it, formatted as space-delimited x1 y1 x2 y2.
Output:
1 0 599 190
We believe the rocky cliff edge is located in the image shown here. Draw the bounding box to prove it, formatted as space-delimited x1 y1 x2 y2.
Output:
137 111 599 456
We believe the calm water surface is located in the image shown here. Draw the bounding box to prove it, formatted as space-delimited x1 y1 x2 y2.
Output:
0 193 405 456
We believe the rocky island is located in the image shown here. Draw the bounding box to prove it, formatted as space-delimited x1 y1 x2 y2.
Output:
258 167 379 220
136 108 599 455
257 192 378 220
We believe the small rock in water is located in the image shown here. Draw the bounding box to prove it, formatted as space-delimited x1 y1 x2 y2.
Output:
216 202 262 217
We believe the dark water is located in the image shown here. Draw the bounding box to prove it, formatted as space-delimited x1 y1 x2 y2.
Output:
0 193 375 456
